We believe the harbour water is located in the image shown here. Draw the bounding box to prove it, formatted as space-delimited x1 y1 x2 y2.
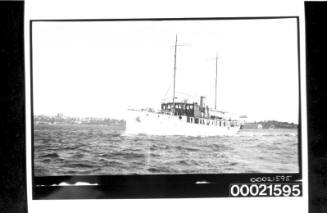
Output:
34 123 299 176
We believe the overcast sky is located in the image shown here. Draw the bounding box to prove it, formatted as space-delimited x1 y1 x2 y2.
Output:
32 18 299 123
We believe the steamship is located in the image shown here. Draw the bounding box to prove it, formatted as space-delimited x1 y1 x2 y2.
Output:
124 36 242 136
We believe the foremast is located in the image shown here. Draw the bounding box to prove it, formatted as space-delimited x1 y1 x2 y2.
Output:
172 35 177 115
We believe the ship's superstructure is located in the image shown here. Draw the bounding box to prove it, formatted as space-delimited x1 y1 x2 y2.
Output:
124 35 242 136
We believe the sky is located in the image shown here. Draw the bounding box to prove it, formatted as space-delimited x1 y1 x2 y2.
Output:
32 18 299 123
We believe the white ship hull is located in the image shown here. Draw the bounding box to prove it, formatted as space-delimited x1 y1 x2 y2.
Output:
124 110 240 136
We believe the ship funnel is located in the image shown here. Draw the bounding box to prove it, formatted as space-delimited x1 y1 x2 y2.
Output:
200 96 206 109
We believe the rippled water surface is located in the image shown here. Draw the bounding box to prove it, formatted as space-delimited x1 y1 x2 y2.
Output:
34 123 299 176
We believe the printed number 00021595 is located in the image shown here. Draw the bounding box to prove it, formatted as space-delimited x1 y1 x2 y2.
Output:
229 183 302 197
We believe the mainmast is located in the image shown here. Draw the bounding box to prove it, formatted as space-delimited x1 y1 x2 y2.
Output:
214 53 218 110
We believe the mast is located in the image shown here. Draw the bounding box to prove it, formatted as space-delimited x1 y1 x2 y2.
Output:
215 53 218 110
172 35 178 114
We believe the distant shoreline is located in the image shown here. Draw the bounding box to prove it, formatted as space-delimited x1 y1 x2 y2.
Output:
34 114 297 129
34 114 125 126
242 120 298 129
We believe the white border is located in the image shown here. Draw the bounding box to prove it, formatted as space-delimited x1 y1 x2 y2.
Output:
25 1 308 213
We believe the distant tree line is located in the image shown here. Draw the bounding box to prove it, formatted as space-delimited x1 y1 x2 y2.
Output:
34 114 125 125
245 120 298 129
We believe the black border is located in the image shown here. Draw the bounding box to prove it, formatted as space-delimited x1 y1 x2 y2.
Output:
0 1 27 213
30 16 303 199
305 2 327 213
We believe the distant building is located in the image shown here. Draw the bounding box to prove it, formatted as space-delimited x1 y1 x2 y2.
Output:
56 113 64 119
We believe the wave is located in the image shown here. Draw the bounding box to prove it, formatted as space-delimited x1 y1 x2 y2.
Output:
175 145 199 152
108 133 122 137
147 167 172 173
67 163 94 168
41 158 51 163
177 159 201 166
150 153 160 157
41 153 59 158
103 152 145 159
72 153 84 158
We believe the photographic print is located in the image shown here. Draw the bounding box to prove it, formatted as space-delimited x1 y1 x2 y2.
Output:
30 17 301 199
